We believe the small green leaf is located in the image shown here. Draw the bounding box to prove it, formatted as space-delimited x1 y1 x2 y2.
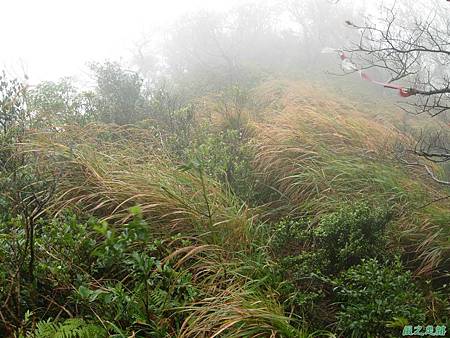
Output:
78 285 91 299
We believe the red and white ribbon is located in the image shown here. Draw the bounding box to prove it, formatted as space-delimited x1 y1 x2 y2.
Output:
322 48 417 97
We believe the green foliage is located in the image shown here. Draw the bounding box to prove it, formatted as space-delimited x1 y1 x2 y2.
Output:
28 318 106 338
73 218 200 336
27 79 96 127
0 67 448 337
157 104 197 159
334 258 427 337
269 202 394 326
34 215 98 285
0 72 28 210
75 263 198 335
186 128 257 202
0 71 28 135
272 202 392 276
90 61 149 125
0 215 97 335
147 87 194 132
312 202 392 273
0 209 202 336
271 218 309 254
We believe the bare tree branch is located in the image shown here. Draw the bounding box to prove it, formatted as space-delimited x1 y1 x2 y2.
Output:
344 3 450 116
344 2 450 179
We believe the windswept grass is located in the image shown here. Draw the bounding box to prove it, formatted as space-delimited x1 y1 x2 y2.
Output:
252 95 435 215
23 124 253 247
178 288 300 338
163 238 330 338
5 80 448 337
398 205 450 278
250 80 449 277
26 81 447 278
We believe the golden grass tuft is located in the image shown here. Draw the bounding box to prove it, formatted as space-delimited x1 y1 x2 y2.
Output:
22 124 253 246
248 80 446 214
248 80 449 275
178 288 295 338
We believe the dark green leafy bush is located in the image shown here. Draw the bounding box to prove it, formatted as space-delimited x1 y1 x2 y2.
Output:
89 61 149 125
272 202 392 276
312 202 391 273
270 202 393 326
334 258 427 337
0 210 200 337
271 218 308 253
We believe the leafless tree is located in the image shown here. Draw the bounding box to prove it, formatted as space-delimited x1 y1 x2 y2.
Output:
345 2 450 114
344 1 450 184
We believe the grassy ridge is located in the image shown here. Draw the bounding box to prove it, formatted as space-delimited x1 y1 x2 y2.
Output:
3 79 449 337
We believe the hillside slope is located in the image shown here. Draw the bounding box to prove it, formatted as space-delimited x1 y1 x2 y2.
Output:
2 79 449 337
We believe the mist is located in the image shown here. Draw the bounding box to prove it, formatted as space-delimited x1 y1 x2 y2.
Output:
0 0 449 337
0 1 375 83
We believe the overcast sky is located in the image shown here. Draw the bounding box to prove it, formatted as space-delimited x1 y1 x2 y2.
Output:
1 0 248 83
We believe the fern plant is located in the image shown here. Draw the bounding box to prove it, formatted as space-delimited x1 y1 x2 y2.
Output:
28 318 106 338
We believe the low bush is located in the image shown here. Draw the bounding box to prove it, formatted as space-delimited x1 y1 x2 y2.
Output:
334 258 427 337
272 201 392 276
0 211 201 336
312 202 391 273
186 128 258 203
270 202 394 327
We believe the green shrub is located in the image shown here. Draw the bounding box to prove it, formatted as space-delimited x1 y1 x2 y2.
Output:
75 267 198 336
270 202 393 326
272 202 392 276
186 128 258 203
71 211 199 335
89 61 149 125
334 258 427 337
271 218 309 254
0 209 202 336
0 214 100 334
27 78 97 127
313 202 391 273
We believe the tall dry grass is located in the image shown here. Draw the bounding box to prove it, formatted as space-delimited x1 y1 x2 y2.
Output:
163 240 325 338
251 99 418 215
22 124 253 246
16 80 448 336
249 80 449 276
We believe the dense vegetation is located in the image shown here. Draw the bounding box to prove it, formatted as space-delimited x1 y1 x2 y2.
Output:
0 60 448 338
1 1 450 336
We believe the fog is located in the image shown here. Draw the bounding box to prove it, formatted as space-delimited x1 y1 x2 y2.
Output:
2 0 449 117
1 0 375 83
0 0 246 82
1 1 449 336
3 0 446 91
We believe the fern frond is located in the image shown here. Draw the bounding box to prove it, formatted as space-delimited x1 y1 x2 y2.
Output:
28 318 106 338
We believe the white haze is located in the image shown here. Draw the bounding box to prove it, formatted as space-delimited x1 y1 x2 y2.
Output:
0 0 248 83
1 0 443 87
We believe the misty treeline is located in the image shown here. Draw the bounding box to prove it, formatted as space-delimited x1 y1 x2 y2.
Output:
134 0 361 93
0 0 449 337
22 0 450 181
12 0 450 124
134 0 449 112
3 0 368 126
